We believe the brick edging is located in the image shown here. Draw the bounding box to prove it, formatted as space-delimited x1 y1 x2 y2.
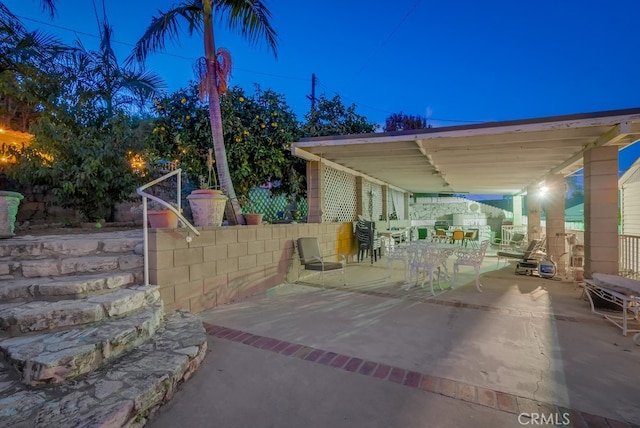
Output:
204 323 633 428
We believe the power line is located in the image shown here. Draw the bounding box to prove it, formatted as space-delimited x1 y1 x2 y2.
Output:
348 0 421 85
16 13 487 125
16 14 307 82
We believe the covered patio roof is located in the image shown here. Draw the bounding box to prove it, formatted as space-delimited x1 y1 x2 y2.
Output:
292 108 640 195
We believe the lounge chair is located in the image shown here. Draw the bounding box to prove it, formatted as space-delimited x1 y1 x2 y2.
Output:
494 232 526 251
496 238 545 270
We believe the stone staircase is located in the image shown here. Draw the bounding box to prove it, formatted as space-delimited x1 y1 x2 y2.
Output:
0 230 207 427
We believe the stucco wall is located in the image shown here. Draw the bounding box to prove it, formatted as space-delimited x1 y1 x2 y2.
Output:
147 222 356 313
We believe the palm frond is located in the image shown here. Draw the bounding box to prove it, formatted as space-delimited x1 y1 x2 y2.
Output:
39 0 57 19
0 3 24 32
129 3 203 65
213 0 278 57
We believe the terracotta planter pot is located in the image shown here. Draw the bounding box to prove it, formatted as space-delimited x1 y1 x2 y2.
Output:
0 191 24 238
147 210 178 229
187 190 228 227
244 213 263 225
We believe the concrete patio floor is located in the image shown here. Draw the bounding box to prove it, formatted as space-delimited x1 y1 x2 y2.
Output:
149 252 640 428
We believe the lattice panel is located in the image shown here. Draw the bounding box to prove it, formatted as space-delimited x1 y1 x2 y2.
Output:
324 166 357 222
246 187 308 222
364 181 383 220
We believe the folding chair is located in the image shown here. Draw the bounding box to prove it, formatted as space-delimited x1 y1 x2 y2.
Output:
296 237 346 287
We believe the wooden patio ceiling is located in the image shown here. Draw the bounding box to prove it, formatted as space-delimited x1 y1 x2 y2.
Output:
292 108 640 195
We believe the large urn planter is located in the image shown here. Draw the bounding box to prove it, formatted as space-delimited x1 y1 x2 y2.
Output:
147 210 179 229
187 189 228 227
244 213 264 225
0 191 24 238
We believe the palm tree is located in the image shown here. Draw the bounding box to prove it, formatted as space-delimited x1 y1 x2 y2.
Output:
131 0 277 225
67 2 164 116
1 0 56 26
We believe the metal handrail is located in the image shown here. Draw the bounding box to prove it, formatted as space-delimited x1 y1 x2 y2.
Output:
136 168 200 286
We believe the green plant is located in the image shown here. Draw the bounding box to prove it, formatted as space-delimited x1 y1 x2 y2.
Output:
300 94 377 137
237 194 256 214
9 108 143 222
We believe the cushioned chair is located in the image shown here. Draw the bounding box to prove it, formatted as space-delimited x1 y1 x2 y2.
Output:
297 237 346 287
496 238 545 267
432 228 449 243
463 229 478 248
356 217 381 264
451 230 465 245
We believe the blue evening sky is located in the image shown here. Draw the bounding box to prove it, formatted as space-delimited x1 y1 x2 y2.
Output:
6 0 640 171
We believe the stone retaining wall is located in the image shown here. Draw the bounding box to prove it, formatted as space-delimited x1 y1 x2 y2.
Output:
148 222 356 313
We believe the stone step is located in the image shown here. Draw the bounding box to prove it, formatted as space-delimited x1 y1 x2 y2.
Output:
0 253 144 280
0 230 143 260
0 310 207 427
0 285 160 335
0 271 138 302
0 303 164 386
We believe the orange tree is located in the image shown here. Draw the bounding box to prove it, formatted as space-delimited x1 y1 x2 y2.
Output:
145 82 303 201
221 85 302 199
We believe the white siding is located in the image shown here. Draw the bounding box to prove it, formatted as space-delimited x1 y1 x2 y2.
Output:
622 181 640 235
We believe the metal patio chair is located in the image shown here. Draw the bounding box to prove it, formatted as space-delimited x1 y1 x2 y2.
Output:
453 240 490 292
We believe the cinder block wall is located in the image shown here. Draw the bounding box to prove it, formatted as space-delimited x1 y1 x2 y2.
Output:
148 222 356 313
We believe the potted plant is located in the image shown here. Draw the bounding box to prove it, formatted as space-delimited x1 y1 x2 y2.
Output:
147 200 179 229
187 152 228 227
239 194 263 226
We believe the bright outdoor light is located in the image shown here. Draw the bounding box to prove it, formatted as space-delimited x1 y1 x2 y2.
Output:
539 185 548 199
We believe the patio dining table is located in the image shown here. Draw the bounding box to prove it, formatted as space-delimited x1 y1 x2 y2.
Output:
389 240 473 294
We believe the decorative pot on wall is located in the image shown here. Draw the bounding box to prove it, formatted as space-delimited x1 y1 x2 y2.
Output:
187 189 228 227
147 209 178 229
244 213 263 225
0 191 24 238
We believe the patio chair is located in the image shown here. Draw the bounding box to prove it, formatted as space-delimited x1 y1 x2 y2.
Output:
453 240 490 292
496 238 545 268
451 229 465 245
297 237 346 288
463 229 478 248
356 217 382 264
432 228 449 243
384 238 409 282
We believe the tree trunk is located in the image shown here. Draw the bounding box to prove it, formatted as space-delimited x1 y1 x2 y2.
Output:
203 4 244 225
